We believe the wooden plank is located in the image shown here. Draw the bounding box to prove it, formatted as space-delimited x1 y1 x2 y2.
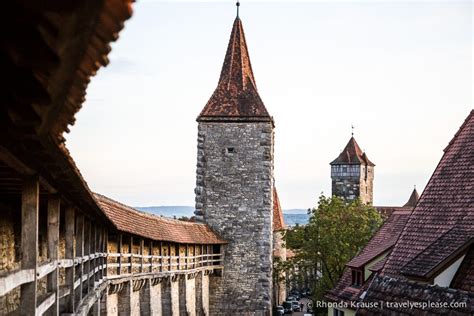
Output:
76 214 84 302
0 268 35 296
149 240 153 273
129 236 133 274
96 226 102 281
168 243 172 271
140 239 144 273
47 195 60 315
37 260 58 279
36 292 56 315
159 241 163 272
65 206 75 312
20 176 39 315
84 219 91 293
103 229 108 277
117 234 122 275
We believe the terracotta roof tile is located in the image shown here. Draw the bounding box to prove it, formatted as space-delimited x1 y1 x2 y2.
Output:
401 227 473 280
359 275 474 315
273 188 285 231
382 110 474 278
95 194 226 244
330 137 374 166
198 18 271 122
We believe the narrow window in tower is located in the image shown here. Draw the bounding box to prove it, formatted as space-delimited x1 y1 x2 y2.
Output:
226 147 235 154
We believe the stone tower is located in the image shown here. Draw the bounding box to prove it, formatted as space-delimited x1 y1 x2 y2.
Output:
330 137 375 204
194 15 274 315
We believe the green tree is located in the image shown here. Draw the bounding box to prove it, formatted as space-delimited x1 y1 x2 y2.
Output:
284 195 382 303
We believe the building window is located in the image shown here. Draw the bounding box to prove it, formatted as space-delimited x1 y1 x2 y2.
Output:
351 269 363 287
334 308 345 316
226 147 235 154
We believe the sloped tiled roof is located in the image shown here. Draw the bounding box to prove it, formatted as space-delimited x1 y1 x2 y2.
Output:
382 111 474 278
401 227 473 280
198 17 271 122
358 276 474 315
273 188 286 231
330 137 375 166
347 209 412 269
95 194 226 244
325 209 412 305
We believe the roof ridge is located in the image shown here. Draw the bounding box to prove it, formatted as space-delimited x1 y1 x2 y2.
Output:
444 109 474 152
94 193 206 226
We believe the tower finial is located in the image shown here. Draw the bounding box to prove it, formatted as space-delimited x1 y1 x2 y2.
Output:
236 1 240 18
351 124 354 137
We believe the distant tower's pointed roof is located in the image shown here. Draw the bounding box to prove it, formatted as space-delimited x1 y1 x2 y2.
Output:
330 137 375 166
403 188 420 207
198 17 272 122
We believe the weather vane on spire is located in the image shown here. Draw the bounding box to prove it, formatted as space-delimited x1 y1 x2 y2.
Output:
236 1 240 18
351 124 355 137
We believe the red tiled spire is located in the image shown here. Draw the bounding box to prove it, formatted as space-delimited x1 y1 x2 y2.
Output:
198 17 271 122
330 137 375 166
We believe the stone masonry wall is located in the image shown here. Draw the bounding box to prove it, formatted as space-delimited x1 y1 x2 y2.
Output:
332 165 374 204
273 231 287 306
195 122 274 315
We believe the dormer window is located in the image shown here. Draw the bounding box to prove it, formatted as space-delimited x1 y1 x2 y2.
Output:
351 269 363 287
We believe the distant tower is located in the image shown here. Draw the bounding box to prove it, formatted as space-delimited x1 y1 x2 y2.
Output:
194 12 274 315
330 137 375 204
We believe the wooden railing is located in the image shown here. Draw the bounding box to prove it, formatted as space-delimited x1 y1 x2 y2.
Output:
0 248 223 315
106 253 223 274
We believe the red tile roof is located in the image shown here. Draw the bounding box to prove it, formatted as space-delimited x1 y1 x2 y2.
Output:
273 188 286 231
401 227 473 280
198 17 271 122
325 209 412 305
359 276 474 315
95 194 226 244
330 137 374 166
382 110 474 278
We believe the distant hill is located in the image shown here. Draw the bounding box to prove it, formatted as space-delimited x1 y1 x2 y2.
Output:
284 213 310 226
135 206 194 219
135 206 310 226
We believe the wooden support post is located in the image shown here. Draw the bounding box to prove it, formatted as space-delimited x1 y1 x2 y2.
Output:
199 245 204 267
177 245 180 271
47 195 60 315
140 239 144 273
129 236 133 274
96 226 101 282
149 240 153 273
159 241 163 272
83 219 91 294
91 223 96 288
168 243 172 271
20 176 39 315
76 214 84 302
65 207 75 312
117 234 122 275
103 229 108 278
193 245 196 269
185 245 188 271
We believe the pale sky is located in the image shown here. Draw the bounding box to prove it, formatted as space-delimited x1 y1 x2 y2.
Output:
67 0 472 209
